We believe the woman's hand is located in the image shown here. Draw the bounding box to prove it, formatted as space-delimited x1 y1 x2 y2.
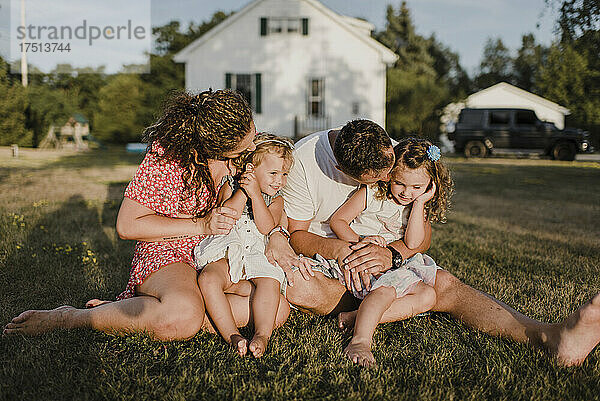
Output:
202 206 239 235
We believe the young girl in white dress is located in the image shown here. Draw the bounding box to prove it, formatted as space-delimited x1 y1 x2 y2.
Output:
195 134 310 358
329 137 453 366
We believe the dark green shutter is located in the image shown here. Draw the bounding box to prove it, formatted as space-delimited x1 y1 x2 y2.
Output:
255 73 262 114
260 18 268 36
225 73 232 89
302 18 309 35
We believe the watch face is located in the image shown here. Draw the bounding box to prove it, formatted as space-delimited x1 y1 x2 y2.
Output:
393 254 403 267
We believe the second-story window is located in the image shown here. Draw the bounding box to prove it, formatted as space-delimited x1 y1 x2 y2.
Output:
260 17 309 36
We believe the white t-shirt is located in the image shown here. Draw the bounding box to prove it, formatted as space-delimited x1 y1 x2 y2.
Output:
351 185 410 244
283 130 360 238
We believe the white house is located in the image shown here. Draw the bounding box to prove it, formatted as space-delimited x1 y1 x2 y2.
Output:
173 0 398 138
464 82 570 129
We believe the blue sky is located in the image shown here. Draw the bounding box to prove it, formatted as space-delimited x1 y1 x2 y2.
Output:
1 0 559 75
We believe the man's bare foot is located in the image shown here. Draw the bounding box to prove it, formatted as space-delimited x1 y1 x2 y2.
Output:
344 340 376 367
85 299 112 308
549 293 600 366
230 334 248 357
338 311 357 331
249 334 269 358
3 306 76 336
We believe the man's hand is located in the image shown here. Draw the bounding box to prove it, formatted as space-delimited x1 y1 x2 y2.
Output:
345 242 392 275
264 231 317 286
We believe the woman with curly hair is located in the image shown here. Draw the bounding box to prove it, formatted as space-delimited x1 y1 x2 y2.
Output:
3 89 296 340
329 137 454 366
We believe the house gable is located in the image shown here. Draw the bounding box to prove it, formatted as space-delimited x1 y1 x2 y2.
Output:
174 0 397 65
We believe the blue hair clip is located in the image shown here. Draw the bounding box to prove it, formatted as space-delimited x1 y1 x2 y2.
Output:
427 145 441 162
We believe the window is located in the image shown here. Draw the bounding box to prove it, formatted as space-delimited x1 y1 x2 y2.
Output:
308 78 324 117
459 110 484 126
489 111 510 126
260 17 309 36
225 73 262 114
516 110 537 125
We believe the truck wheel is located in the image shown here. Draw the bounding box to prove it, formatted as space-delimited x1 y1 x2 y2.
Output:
464 141 487 158
552 142 576 161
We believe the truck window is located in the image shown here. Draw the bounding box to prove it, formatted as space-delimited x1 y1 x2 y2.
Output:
489 111 510 126
459 111 484 126
515 110 537 125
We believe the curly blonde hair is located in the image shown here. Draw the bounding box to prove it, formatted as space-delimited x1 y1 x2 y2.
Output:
375 138 454 223
235 133 294 171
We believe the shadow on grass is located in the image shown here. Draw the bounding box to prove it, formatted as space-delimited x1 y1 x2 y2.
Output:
0 185 140 399
1 189 133 313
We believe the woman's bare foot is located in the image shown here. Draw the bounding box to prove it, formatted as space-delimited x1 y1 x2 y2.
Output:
344 339 376 367
230 334 248 357
85 299 112 308
249 334 269 358
548 293 600 366
3 306 76 336
338 310 357 331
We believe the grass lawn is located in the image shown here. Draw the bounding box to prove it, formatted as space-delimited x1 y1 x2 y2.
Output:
1 147 599 400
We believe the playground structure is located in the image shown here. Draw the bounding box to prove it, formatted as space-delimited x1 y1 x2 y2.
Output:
39 114 90 150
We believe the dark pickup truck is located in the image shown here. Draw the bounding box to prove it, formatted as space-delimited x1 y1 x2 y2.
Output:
449 108 593 160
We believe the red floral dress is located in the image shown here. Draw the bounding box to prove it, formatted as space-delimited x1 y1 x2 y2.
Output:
117 143 213 300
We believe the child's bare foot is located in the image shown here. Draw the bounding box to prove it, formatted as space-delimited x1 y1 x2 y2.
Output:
546 293 600 366
3 306 75 336
230 334 248 357
344 340 376 367
337 310 357 331
85 299 112 308
249 334 269 358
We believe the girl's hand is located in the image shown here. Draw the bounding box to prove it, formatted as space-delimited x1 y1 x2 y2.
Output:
203 206 239 235
239 164 262 199
415 182 436 205
360 235 387 247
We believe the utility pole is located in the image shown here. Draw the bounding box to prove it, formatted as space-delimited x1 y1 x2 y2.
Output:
20 0 28 87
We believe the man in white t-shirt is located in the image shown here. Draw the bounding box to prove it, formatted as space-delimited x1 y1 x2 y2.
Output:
282 119 600 367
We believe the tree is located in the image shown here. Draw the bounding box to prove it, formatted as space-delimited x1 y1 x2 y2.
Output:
375 2 457 139
543 0 599 147
513 33 547 92
93 74 145 143
427 34 472 97
474 38 514 90
386 69 448 139
538 44 600 130
376 3 436 77
0 57 32 146
153 12 232 55
26 85 76 146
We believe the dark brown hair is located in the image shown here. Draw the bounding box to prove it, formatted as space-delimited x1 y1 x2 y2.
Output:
333 119 394 180
375 138 454 223
143 89 253 217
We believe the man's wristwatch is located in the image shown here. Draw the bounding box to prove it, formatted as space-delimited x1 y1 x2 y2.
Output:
386 245 404 270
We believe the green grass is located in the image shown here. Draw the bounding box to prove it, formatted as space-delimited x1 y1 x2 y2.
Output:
1 149 599 400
